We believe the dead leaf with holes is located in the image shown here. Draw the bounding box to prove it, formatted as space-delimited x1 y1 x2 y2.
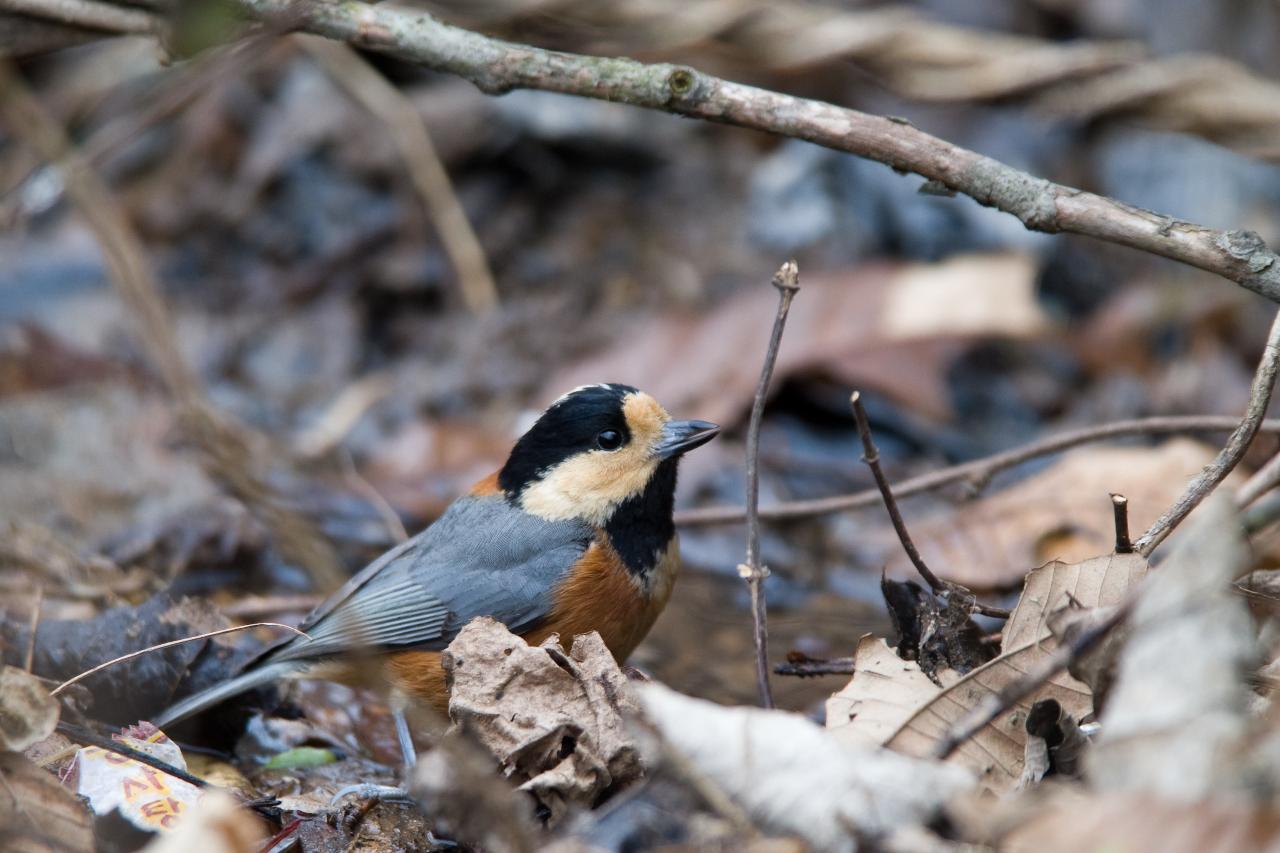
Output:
442 617 642 826
876 439 1221 589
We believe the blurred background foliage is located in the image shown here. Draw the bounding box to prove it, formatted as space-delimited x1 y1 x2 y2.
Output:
4 0 1280 712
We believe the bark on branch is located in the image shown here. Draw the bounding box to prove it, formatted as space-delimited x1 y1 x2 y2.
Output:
229 0 1280 302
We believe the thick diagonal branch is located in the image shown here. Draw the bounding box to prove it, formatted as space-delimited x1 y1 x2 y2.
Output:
226 0 1280 303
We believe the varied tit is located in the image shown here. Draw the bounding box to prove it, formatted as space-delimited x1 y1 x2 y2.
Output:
152 384 719 758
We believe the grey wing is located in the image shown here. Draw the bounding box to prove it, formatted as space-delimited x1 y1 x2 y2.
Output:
265 495 594 664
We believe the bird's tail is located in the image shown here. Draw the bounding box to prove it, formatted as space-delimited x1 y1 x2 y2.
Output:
149 660 301 731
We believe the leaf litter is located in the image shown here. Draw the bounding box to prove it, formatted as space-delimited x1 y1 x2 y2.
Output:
6 14 1280 853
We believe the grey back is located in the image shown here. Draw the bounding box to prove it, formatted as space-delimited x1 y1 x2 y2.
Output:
266 495 595 663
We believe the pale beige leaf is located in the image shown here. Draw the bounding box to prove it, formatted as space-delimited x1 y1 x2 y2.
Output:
878 439 1229 589
1003 551 1149 650
825 636 941 749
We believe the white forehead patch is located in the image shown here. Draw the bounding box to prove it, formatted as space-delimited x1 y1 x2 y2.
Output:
549 383 615 409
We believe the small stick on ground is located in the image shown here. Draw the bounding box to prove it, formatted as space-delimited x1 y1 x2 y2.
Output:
56 722 210 790
676 416 1280 527
773 656 855 678
738 260 800 710
1111 493 1132 553
850 392 1010 619
1134 307 1280 555
50 622 308 696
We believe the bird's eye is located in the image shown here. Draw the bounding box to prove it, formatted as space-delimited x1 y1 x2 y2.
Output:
596 429 624 451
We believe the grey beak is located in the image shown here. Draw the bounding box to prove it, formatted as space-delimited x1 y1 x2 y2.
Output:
655 419 720 459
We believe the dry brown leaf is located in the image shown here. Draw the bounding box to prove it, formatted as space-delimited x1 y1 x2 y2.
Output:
825 636 950 749
831 551 1146 793
829 552 1146 788
881 439 1225 589
1003 792 1280 853
443 618 641 825
0 666 59 752
545 253 1043 425
0 752 94 852
884 637 1087 794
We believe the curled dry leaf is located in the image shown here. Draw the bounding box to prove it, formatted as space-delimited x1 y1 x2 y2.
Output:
0 752 94 853
829 551 1145 793
878 439 1225 589
546 253 1044 425
443 617 642 825
635 682 973 852
0 665 59 752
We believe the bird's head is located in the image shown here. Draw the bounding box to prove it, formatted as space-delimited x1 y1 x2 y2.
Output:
498 384 719 527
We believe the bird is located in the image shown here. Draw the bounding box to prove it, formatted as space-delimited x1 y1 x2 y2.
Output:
151 383 719 768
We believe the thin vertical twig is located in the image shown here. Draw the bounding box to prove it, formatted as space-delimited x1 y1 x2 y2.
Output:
739 260 800 709
1111 493 1132 553
850 392 1010 619
1134 307 1280 555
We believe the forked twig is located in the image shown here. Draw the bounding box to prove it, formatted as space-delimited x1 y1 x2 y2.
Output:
50 622 309 696
1134 308 1280 555
850 392 1010 619
739 260 800 709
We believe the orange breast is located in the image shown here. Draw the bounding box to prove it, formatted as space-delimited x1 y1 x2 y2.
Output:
385 535 680 713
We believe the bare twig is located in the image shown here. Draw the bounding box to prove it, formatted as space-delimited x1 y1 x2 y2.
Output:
1111 493 1132 553
675 416 1280 527
1134 309 1280 555
50 622 309 696
228 0 1280 304
932 601 1131 760
850 391 1008 618
0 60 347 592
298 35 499 313
773 656 855 678
738 260 799 709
